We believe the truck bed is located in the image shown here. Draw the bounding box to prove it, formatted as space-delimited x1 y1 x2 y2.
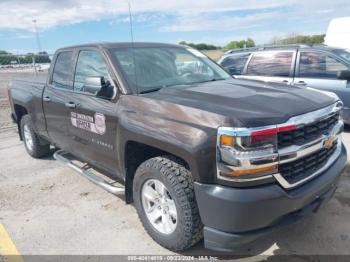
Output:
12 73 47 85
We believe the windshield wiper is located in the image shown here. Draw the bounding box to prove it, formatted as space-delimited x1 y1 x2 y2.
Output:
139 87 162 94
139 79 226 94
197 78 226 84
139 83 187 94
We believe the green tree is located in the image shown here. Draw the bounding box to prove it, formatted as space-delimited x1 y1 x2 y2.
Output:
271 34 325 45
35 52 51 63
224 38 255 50
0 51 16 65
178 41 220 50
0 51 51 65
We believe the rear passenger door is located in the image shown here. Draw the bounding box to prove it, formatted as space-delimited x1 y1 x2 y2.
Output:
67 49 119 174
43 50 75 151
238 51 296 85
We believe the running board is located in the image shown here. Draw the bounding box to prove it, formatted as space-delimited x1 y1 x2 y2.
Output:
53 150 124 195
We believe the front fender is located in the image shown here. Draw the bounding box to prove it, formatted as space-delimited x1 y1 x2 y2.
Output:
116 95 228 183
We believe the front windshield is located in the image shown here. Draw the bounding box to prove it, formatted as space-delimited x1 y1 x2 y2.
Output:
110 47 231 93
334 49 350 64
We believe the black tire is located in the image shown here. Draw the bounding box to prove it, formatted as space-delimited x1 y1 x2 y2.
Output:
133 156 203 251
20 115 51 158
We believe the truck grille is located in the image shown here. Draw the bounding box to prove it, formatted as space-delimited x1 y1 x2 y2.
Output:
278 113 339 148
279 142 337 185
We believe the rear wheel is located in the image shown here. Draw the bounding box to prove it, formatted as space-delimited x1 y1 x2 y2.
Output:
133 156 203 251
21 115 51 158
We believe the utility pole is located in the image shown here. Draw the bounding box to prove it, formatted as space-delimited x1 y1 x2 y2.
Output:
32 19 42 53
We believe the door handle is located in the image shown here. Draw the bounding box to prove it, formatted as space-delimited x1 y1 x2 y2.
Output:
43 96 51 102
282 80 289 83
65 102 76 109
296 81 307 86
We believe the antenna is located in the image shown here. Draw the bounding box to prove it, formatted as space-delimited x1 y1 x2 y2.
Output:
128 1 139 95
128 2 134 44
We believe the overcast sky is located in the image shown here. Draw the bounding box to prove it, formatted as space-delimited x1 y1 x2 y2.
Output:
0 0 349 53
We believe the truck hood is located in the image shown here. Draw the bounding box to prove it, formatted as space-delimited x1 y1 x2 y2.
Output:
142 79 338 127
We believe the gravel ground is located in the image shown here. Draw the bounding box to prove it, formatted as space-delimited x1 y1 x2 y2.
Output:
0 72 15 130
0 72 350 259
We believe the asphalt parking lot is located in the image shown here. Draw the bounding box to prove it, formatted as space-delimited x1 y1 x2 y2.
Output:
0 72 350 260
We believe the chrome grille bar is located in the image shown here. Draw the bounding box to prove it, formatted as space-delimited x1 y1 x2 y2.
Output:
216 101 344 187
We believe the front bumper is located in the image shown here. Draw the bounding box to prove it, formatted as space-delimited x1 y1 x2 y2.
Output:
194 143 347 252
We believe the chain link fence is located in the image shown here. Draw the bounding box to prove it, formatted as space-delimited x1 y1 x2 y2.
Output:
0 53 52 73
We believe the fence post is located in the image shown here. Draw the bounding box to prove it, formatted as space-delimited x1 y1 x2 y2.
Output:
16 54 20 66
32 56 37 75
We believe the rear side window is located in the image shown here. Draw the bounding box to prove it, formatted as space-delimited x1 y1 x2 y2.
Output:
246 52 294 77
299 52 348 78
73 50 110 92
52 51 73 89
221 54 250 75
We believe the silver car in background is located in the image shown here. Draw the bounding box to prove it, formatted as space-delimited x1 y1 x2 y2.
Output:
218 44 350 124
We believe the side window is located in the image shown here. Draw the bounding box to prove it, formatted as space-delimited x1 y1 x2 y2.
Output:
299 52 348 78
221 54 250 75
246 52 294 77
52 51 73 89
73 50 110 92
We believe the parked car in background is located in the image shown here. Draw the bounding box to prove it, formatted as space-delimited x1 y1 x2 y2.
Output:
218 44 350 124
325 17 350 51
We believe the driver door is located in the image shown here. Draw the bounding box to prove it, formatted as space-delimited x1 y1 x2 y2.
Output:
67 49 119 174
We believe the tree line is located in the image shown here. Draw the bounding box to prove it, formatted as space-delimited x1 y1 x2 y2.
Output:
179 34 325 51
0 33 326 65
0 51 51 65
178 41 221 50
271 33 325 45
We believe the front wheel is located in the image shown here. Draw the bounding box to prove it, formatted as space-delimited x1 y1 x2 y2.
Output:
133 156 203 251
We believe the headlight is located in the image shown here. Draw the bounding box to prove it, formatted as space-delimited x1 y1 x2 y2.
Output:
217 124 295 181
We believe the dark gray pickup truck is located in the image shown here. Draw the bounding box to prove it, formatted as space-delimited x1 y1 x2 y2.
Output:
8 42 347 252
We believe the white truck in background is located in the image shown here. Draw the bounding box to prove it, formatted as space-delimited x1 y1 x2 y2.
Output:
325 17 350 51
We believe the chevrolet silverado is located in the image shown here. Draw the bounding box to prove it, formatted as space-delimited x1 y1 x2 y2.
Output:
8 42 347 252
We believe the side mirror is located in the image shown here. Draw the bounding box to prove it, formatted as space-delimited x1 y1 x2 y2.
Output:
337 70 350 81
84 77 104 95
84 77 114 99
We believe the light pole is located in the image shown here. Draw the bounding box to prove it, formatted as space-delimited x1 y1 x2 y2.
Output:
32 19 42 53
32 19 42 75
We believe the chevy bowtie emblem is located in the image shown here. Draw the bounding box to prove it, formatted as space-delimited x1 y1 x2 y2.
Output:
324 135 336 149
